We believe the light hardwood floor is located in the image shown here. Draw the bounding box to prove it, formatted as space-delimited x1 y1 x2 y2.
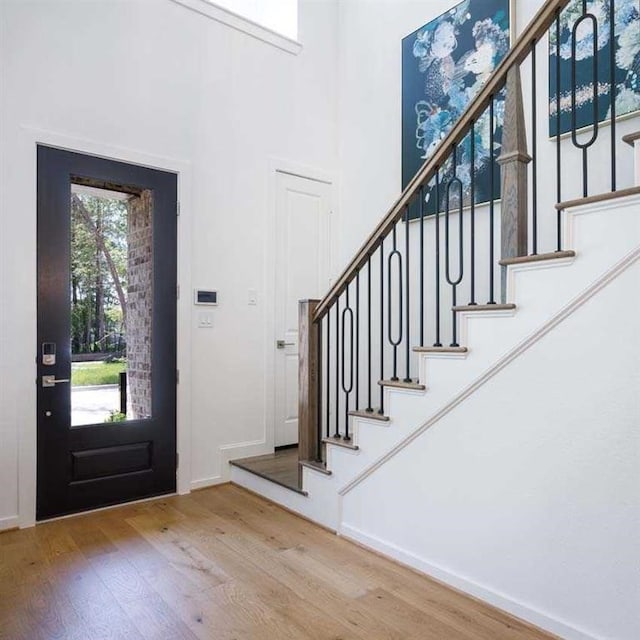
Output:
0 484 555 640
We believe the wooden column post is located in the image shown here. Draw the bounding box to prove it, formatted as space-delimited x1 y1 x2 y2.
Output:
497 64 531 302
298 299 320 482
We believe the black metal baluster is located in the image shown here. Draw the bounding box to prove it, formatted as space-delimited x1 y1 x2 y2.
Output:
419 186 425 345
334 297 340 438
434 168 442 346
355 271 360 412
488 96 496 304
342 285 354 441
388 224 403 381
325 313 330 439
610 0 617 192
556 10 563 251
404 205 411 382
531 40 538 255
366 255 373 412
469 121 477 304
316 318 323 462
445 145 464 347
571 5 599 198
379 242 385 414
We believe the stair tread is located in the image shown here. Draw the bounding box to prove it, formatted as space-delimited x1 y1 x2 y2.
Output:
300 459 332 476
322 436 359 450
622 131 640 145
230 456 307 496
413 346 468 353
555 185 640 211
499 250 575 266
348 409 390 422
453 303 516 312
378 379 426 391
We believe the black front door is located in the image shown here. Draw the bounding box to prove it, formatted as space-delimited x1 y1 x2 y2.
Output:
37 146 177 520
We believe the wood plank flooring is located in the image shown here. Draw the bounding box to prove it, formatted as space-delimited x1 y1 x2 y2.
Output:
230 447 301 493
0 484 555 640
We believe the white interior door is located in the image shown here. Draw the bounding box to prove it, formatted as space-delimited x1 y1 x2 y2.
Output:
274 171 331 447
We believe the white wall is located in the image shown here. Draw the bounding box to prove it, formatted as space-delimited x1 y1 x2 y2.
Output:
0 0 338 525
342 253 640 640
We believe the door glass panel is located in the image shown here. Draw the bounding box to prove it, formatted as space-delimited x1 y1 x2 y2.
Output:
70 183 153 426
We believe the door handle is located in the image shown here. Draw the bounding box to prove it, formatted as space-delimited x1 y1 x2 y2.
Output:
42 375 70 388
276 339 296 349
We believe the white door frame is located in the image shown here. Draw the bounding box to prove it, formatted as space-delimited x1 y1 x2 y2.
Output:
265 158 336 453
17 126 193 528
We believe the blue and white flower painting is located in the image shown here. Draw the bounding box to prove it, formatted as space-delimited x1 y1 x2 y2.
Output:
549 0 640 136
402 0 511 214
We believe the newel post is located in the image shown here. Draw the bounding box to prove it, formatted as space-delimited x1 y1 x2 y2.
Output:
497 64 531 302
298 299 321 477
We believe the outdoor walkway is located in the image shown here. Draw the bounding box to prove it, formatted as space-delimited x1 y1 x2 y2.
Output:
71 384 119 426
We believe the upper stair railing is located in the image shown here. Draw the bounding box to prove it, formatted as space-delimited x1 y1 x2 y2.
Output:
297 0 640 468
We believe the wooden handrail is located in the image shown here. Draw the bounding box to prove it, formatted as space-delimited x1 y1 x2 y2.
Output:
313 0 571 323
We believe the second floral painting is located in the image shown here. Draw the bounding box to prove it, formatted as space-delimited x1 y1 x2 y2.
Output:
401 0 512 215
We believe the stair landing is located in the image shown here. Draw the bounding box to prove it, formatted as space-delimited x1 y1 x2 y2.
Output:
230 447 305 495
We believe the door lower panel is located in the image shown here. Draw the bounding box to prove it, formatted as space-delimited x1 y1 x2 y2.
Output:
70 441 152 482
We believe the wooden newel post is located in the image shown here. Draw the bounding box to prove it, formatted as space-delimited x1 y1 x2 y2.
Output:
298 299 321 478
497 64 531 302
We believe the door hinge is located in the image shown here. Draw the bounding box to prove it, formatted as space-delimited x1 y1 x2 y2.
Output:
177 284 180 300
176 452 180 469
176 369 180 384
177 201 181 216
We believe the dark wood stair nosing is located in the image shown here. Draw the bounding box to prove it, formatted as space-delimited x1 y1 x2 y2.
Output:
499 250 576 267
299 459 332 476
622 131 640 146
412 346 468 353
348 409 390 422
555 185 640 211
322 436 359 451
378 379 426 391
229 459 308 496
453 303 516 312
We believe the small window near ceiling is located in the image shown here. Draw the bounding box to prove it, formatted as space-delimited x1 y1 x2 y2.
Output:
206 0 298 40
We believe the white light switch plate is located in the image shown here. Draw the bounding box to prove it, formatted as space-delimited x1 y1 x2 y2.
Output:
198 312 213 328
248 288 257 305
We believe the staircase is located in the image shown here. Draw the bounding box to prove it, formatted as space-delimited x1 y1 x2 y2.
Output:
231 0 640 638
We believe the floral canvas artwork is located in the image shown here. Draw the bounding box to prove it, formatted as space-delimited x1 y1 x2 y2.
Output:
401 0 511 215
549 0 640 137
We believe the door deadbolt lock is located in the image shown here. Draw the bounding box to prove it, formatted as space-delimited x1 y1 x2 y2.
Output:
42 375 70 388
42 342 56 366
276 339 295 349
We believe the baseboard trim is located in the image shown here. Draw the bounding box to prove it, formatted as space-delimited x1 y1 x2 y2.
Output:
0 516 19 532
340 523 598 640
190 475 224 491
